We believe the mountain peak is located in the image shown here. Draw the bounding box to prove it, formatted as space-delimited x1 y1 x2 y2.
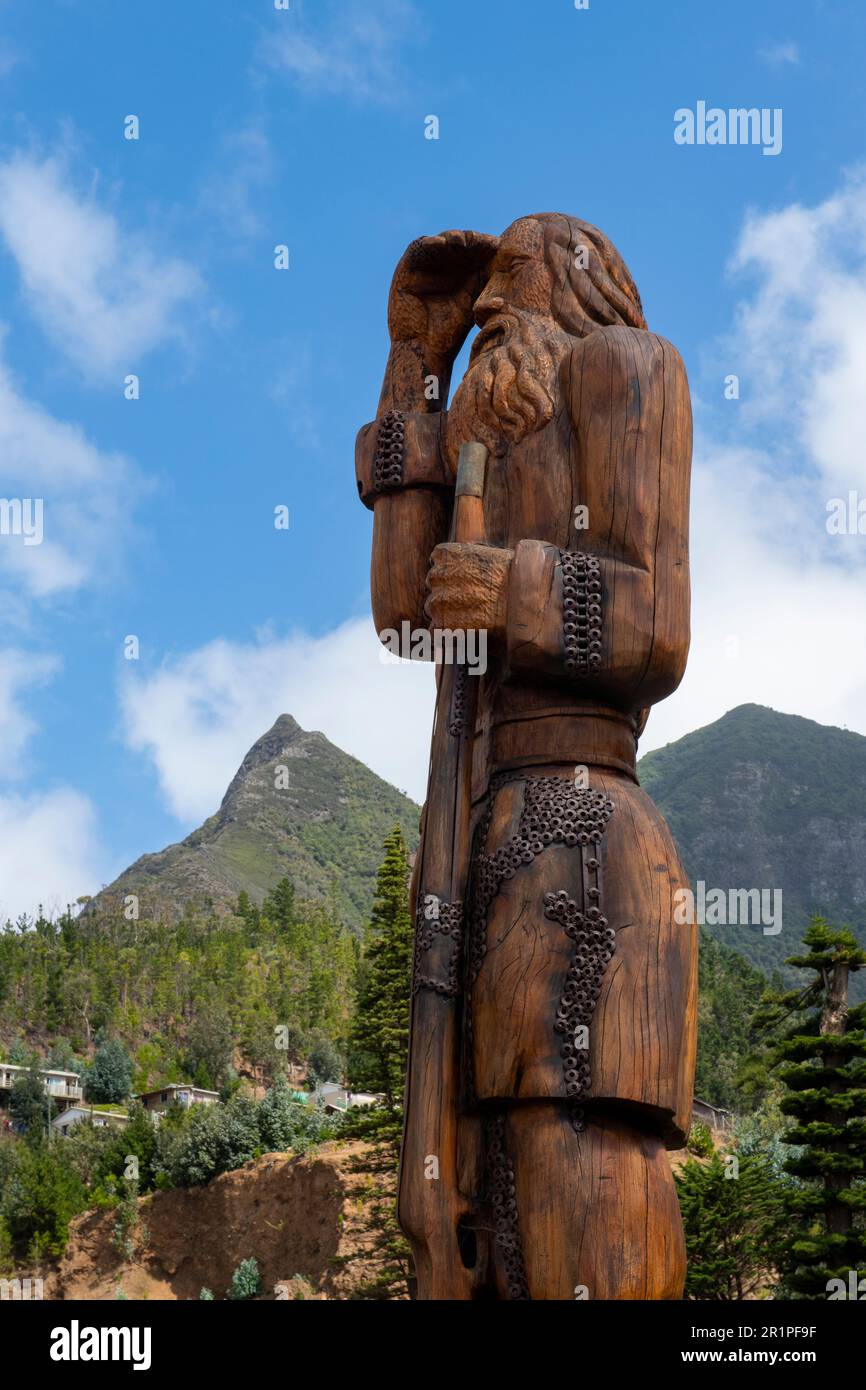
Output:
228 713 307 776
267 712 303 736
90 715 419 929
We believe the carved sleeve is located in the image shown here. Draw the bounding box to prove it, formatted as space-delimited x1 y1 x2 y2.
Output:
506 327 692 710
355 411 451 509
357 410 452 638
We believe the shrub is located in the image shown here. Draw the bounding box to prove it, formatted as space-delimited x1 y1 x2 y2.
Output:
228 1258 261 1301
687 1119 715 1157
155 1095 260 1188
155 1089 342 1187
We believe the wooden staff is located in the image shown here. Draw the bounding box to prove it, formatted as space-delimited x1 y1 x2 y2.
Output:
398 442 489 1299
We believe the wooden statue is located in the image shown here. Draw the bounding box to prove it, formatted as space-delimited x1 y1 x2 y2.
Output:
355 214 697 1300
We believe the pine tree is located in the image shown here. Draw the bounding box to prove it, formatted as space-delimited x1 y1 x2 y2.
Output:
348 827 413 1112
762 917 866 1298
265 877 296 933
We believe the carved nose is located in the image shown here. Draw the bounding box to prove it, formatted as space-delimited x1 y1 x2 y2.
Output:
473 292 505 326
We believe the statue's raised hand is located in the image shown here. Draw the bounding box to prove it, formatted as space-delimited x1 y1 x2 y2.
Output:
387 230 499 365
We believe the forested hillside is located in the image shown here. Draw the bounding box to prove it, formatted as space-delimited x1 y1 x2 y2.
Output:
0 883 355 1094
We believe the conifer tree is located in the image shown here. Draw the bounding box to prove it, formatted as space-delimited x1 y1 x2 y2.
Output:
265 877 296 932
348 826 413 1111
675 1151 787 1299
760 917 866 1297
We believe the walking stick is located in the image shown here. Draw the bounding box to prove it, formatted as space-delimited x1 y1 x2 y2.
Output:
398 442 489 1299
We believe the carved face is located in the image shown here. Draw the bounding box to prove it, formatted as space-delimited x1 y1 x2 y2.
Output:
445 213 645 464
446 218 574 461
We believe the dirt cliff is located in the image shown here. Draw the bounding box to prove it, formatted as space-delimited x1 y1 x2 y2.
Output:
46 1140 407 1301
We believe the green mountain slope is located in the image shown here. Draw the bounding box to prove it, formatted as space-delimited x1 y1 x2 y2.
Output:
90 715 420 931
639 704 866 989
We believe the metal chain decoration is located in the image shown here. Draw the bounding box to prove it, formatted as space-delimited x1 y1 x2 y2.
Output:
560 550 603 676
543 886 616 1101
486 1113 530 1300
412 898 463 997
373 409 406 492
448 664 468 738
465 776 615 1105
469 777 614 985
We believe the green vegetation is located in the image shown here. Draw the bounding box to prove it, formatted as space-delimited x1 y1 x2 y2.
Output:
675 1151 788 1300
9 1064 51 1140
156 1087 340 1189
694 928 777 1111
348 826 413 1114
757 917 866 1297
0 1140 86 1263
84 1038 134 1104
0 1084 342 1264
686 1120 715 1158
0 880 357 1095
228 1257 262 1301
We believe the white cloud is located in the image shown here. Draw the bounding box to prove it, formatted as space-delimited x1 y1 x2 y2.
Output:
0 339 142 606
199 124 273 241
643 174 866 754
758 40 801 68
261 0 419 102
0 153 201 380
120 617 435 819
0 648 59 779
0 786 109 922
642 439 866 754
726 175 866 497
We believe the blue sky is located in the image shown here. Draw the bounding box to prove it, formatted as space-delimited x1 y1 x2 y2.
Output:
2 0 866 917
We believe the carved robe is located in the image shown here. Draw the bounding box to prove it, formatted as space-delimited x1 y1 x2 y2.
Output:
358 323 696 1144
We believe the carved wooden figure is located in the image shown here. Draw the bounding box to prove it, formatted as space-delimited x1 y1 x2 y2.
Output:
355 214 697 1300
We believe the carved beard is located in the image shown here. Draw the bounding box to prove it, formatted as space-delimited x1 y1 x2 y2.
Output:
446 310 573 461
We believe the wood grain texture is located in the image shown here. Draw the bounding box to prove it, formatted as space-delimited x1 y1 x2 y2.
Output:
506 1105 686 1300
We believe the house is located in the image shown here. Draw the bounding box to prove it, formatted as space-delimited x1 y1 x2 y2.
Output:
136 1083 220 1116
692 1097 734 1133
316 1082 379 1115
0 1062 83 1114
52 1106 129 1137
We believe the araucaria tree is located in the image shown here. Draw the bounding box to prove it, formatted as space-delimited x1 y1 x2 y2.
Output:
349 827 413 1111
766 917 866 1297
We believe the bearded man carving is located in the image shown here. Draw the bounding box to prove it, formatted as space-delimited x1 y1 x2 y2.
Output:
356 213 697 1301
